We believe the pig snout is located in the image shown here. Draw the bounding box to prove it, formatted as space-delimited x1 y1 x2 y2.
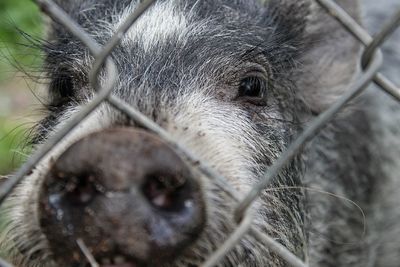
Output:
38 128 205 266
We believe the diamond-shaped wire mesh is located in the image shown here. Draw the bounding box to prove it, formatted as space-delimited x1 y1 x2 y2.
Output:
0 0 399 266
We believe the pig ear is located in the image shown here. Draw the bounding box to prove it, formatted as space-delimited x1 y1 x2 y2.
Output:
264 0 362 113
297 0 362 113
264 0 312 40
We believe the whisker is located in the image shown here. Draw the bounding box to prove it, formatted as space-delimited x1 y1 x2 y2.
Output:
77 239 99 267
265 185 367 244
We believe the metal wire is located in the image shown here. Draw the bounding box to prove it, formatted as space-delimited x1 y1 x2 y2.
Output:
201 212 253 267
1 0 400 266
362 9 400 68
234 49 383 226
0 258 13 267
317 0 400 101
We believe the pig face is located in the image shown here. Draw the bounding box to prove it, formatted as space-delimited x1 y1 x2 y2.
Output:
0 0 361 266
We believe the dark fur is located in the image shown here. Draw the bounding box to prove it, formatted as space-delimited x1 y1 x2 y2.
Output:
2 0 400 266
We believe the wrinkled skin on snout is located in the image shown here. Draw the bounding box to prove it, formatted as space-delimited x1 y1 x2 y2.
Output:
3 0 400 266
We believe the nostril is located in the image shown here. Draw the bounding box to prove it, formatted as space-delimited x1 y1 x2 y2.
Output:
62 173 99 206
45 172 100 207
142 172 189 212
39 128 206 266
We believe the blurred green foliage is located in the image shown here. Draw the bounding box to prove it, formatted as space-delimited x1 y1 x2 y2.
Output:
0 1 42 175
0 0 43 80
0 118 31 175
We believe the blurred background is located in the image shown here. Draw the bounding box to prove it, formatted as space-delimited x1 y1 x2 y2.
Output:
0 0 43 175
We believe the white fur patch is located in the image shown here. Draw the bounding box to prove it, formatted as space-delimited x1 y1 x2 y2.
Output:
114 1 190 52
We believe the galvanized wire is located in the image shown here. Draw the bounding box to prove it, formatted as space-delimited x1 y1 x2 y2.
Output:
361 9 400 68
0 0 120 204
1 0 400 266
317 0 400 101
0 258 13 267
201 212 253 267
235 48 383 230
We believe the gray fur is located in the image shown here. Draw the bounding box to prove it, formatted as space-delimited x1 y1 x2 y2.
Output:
1 0 400 266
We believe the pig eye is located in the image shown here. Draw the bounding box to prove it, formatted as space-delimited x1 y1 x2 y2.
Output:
236 76 268 103
49 73 75 106
53 74 74 98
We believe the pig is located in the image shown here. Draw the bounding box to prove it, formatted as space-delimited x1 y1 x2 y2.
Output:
1 0 400 266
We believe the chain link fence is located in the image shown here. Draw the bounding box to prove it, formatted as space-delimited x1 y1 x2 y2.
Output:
1 0 400 266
